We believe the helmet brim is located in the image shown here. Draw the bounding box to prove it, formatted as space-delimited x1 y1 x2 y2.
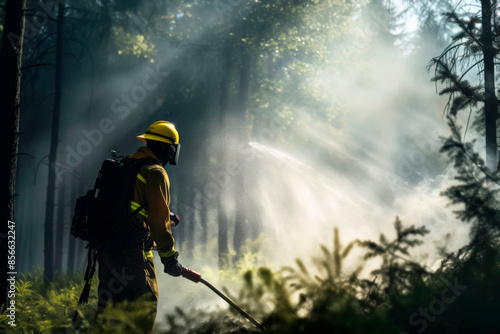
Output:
136 133 175 145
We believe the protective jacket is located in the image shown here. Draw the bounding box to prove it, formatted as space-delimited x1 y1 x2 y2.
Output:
128 146 176 258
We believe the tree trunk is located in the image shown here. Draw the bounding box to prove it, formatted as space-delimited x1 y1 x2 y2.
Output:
218 210 229 268
0 0 27 309
233 51 252 256
67 180 79 272
217 45 232 268
481 0 498 170
199 205 208 255
44 3 64 283
171 193 184 247
179 186 195 259
54 176 66 273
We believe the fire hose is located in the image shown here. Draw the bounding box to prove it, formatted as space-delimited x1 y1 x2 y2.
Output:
181 266 266 331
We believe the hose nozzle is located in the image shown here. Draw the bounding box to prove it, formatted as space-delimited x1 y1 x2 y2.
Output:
181 266 202 283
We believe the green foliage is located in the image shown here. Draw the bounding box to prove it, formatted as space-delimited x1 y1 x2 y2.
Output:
113 26 156 60
88 295 158 334
0 267 161 334
440 115 500 260
0 267 87 333
244 0 361 144
284 227 359 293
430 58 482 116
359 217 430 297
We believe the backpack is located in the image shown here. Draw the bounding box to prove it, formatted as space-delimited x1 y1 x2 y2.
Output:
71 151 159 248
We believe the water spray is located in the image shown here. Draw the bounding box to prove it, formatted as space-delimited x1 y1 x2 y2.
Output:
181 266 266 331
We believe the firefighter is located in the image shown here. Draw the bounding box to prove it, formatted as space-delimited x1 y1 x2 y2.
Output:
95 120 183 333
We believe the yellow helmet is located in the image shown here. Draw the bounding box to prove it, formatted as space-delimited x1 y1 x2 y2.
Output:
137 121 179 145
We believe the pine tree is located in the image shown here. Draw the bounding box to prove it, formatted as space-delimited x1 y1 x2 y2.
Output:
43 2 65 283
429 0 499 170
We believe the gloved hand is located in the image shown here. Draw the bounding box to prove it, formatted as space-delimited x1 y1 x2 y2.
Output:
170 212 180 227
161 252 183 277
